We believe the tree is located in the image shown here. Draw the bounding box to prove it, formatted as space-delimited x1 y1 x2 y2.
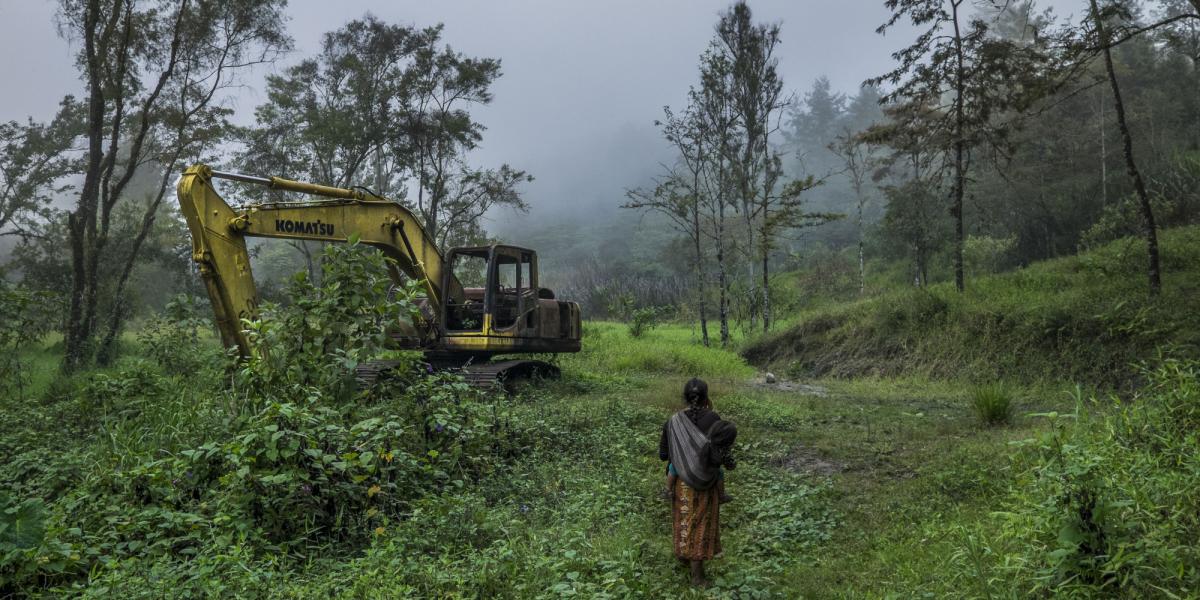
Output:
785 77 846 170
871 0 1049 293
239 16 434 283
433 164 531 248
883 177 946 286
1158 0 1200 68
830 130 875 294
695 45 741 346
58 0 290 371
866 98 949 286
624 101 712 346
0 99 81 243
241 17 429 194
1090 0 1161 294
241 16 530 253
1061 0 1200 295
715 1 821 332
397 33 530 247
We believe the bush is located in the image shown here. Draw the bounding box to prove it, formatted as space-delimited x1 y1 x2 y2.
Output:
964 234 1016 275
628 306 666 338
136 294 217 375
970 383 1014 426
0 283 58 398
235 239 424 403
1 241 530 594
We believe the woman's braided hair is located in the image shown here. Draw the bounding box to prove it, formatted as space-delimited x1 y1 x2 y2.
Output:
682 377 709 424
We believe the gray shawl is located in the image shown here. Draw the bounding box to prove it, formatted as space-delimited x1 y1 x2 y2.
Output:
666 411 720 491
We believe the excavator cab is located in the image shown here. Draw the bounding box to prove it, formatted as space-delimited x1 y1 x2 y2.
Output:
439 245 580 357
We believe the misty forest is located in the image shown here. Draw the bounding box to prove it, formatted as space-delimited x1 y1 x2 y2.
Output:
2 0 1200 597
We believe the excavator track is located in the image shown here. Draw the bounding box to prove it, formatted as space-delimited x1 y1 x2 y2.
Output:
459 360 560 391
355 358 560 392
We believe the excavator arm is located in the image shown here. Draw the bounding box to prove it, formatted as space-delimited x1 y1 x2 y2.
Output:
176 164 462 357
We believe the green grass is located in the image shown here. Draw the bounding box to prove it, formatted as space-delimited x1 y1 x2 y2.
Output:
745 226 1200 387
2 319 1087 598
5 233 1198 597
558 321 756 381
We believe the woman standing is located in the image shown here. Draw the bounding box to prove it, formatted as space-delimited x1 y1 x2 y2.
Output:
658 378 737 587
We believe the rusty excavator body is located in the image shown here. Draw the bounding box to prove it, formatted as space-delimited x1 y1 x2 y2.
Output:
176 164 582 388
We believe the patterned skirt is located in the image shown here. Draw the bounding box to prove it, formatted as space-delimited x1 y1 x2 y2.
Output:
672 479 721 561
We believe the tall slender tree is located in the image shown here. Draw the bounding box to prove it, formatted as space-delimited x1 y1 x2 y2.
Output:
1088 0 1160 294
871 0 1049 292
59 0 290 371
830 130 875 295
624 100 712 346
696 46 740 346
1058 0 1200 295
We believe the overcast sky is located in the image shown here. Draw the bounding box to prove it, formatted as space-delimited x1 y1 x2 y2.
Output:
0 0 1082 227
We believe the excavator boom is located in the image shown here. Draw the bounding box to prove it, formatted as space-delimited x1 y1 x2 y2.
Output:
177 164 459 356
176 163 582 388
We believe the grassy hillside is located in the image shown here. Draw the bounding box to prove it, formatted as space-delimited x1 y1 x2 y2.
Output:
745 227 1200 387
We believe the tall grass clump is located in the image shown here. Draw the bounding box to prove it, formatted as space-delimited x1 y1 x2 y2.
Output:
970 382 1014 426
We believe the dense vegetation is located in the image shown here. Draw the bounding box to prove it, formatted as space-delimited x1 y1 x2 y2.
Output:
3 236 1198 597
3 0 1200 597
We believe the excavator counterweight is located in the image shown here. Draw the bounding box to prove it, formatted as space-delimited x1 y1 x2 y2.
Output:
177 164 582 388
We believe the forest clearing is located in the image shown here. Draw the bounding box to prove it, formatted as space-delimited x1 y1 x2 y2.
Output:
4 0 1200 597
3 227 1197 597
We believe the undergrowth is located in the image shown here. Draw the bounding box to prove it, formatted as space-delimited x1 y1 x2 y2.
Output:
942 360 1200 597
4 233 1198 598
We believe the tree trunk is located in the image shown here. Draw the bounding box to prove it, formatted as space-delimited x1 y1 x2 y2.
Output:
96 164 176 365
859 238 866 295
1091 0 1162 295
1099 91 1108 206
63 0 110 373
715 165 731 347
692 182 710 347
856 179 866 295
717 205 730 347
740 145 758 332
761 246 770 332
951 0 967 293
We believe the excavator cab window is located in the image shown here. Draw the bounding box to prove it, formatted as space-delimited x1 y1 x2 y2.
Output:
521 253 537 329
446 250 488 331
492 252 521 330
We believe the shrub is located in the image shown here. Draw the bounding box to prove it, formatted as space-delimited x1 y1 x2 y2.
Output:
136 294 216 375
0 283 58 399
628 306 666 338
234 238 423 403
1 241 531 594
963 234 1016 274
970 383 1013 426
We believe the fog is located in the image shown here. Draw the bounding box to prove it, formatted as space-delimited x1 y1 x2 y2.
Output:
0 0 1082 235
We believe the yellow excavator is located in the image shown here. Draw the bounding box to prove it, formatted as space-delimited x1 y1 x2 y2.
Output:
176 164 582 388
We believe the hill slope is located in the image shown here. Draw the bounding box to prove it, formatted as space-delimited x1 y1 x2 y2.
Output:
745 226 1200 386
